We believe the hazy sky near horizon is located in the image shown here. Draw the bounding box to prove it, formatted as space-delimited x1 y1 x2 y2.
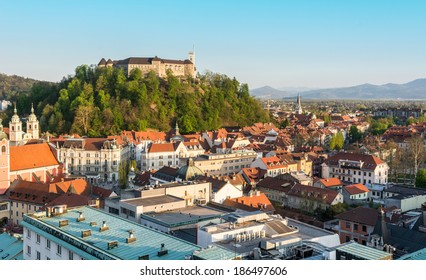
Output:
1 0 425 89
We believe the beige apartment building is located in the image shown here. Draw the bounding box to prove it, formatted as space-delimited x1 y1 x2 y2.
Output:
194 151 258 176
52 137 131 184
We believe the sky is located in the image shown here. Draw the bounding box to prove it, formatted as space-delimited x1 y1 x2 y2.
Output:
1 0 426 89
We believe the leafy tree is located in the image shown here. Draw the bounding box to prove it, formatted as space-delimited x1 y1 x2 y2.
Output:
18 65 269 136
408 136 425 177
330 131 344 150
415 169 426 188
349 125 362 143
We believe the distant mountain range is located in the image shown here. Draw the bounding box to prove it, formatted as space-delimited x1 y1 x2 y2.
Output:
250 78 426 100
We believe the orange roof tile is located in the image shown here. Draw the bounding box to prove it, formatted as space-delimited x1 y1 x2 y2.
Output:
319 178 343 187
148 143 177 153
10 143 60 171
260 156 287 170
228 192 275 213
344 183 370 195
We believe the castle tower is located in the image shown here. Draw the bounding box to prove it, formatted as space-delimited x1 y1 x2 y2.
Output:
9 103 22 146
26 103 40 140
188 46 195 65
0 119 10 193
294 93 303 114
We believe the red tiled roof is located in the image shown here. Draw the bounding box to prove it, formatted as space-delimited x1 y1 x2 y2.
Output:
48 178 91 196
336 207 378 226
226 192 275 213
344 183 370 195
326 152 384 170
10 143 60 171
241 168 267 183
148 143 177 153
92 186 113 198
319 178 343 188
42 193 93 209
257 177 294 193
260 156 287 170
288 184 340 205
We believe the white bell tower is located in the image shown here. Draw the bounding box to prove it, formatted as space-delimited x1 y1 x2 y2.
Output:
9 103 22 146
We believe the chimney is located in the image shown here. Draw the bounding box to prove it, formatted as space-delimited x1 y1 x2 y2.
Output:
100 221 109 232
158 243 168 256
126 230 136 243
76 211 85 222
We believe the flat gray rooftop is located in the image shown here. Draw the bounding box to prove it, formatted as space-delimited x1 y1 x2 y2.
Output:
123 195 183 207
142 206 225 227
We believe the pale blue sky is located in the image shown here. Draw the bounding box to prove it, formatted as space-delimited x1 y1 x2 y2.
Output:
1 0 425 88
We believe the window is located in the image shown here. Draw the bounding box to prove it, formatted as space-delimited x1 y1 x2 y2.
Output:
36 234 40 244
27 229 31 239
29 205 31 210
27 246 31 256
36 251 41 260
345 236 350 242
69 251 73 260
345 222 350 229
46 257 50 260
46 239 51 249
57 244 62 255
362 225 367 232
354 224 358 231
86 159 90 164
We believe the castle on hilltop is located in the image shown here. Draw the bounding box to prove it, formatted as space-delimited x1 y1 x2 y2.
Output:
98 51 196 78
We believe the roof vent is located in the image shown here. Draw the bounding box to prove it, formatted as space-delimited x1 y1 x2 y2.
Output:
99 221 109 232
138 254 149 260
76 211 85 222
157 243 168 257
107 241 118 250
59 219 69 227
90 221 97 226
126 230 136 243
81 230 91 238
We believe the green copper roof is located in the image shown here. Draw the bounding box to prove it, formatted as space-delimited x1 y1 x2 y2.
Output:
399 248 426 260
22 206 233 260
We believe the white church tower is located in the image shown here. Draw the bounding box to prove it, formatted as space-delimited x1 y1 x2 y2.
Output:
9 103 23 146
294 93 303 114
26 103 39 140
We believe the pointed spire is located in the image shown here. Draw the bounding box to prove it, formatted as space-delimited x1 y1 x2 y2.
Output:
13 102 17 114
175 121 180 135
31 103 34 114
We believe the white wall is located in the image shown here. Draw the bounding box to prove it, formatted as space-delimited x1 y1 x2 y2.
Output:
23 228 83 260
212 183 242 204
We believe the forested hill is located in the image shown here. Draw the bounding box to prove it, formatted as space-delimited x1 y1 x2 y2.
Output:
12 65 269 136
0 73 41 100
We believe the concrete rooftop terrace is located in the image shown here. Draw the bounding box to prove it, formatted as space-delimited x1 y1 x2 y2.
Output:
22 206 234 260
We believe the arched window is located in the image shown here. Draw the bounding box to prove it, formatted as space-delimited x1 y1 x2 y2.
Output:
1 146 6 153
29 125 32 129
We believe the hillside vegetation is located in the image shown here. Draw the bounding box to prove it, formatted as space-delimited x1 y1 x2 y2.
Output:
0 73 41 100
12 66 269 136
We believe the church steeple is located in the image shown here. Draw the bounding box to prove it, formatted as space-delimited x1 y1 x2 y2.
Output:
27 103 40 140
295 93 303 114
